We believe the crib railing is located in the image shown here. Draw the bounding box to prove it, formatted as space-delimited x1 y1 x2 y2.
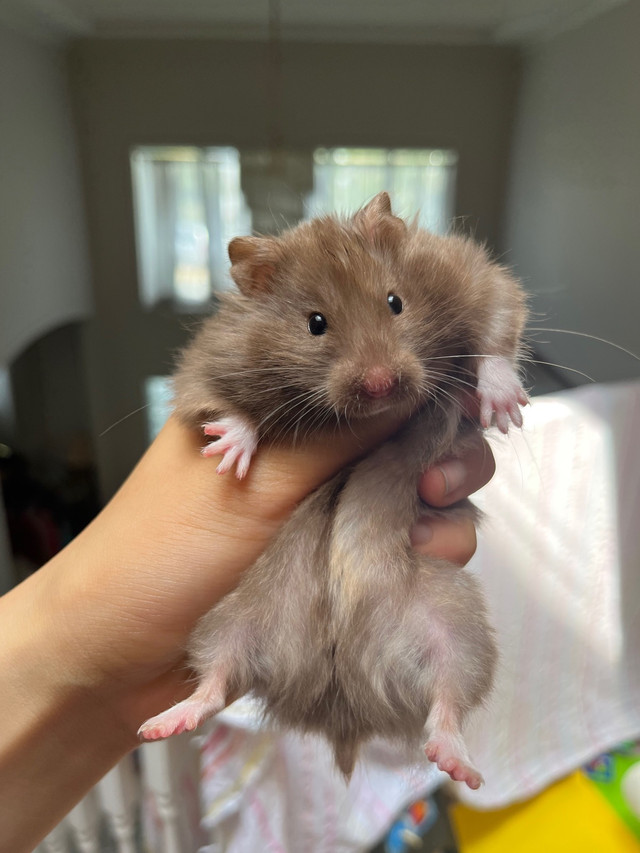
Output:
36 733 207 853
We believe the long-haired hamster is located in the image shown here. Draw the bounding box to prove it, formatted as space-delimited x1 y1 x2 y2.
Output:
138 192 528 788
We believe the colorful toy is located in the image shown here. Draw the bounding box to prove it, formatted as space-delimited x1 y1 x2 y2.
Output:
384 798 439 852
450 744 640 853
583 741 640 839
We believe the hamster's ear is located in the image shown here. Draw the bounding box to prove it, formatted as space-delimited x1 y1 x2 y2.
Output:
363 191 393 218
228 236 279 296
356 191 407 247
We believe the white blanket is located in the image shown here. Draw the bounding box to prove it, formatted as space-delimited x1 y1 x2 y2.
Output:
459 379 640 807
198 381 640 848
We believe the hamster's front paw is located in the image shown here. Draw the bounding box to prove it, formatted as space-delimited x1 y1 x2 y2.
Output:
201 416 258 479
476 356 528 434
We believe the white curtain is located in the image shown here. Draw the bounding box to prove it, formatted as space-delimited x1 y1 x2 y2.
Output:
130 147 252 310
307 148 458 234
130 147 457 312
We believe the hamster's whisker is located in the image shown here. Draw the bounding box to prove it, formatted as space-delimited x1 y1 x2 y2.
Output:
259 389 322 433
432 385 466 412
420 372 472 401
268 393 324 436
215 366 307 381
267 388 331 443
299 405 333 444
332 404 341 429
302 390 336 432
526 328 640 362
425 370 479 394
427 351 593 385
519 357 595 383
235 380 310 400
340 406 360 437
287 394 328 440
99 404 150 438
426 353 484 361
421 374 468 406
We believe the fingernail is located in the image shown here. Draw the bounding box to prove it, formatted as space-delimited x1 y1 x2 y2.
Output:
410 519 434 547
438 460 467 496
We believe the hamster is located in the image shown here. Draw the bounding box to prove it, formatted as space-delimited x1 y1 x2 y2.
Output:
138 192 528 789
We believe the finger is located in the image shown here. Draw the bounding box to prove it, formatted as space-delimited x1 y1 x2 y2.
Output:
410 516 478 566
419 434 495 508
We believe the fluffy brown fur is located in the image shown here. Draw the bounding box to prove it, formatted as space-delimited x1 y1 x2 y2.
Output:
139 193 528 788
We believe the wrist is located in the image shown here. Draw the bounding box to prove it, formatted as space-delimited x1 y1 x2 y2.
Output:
0 570 137 852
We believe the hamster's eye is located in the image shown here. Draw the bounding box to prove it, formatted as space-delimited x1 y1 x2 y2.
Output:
308 313 328 336
387 293 403 315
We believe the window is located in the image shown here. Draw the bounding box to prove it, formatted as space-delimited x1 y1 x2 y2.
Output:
307 148 457 234
144 376 173 442
131 147 251 310
131 146 457 315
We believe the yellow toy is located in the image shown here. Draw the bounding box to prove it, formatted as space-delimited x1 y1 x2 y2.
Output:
451 767 640 853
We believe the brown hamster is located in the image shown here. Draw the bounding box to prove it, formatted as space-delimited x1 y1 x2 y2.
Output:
138 192 528 789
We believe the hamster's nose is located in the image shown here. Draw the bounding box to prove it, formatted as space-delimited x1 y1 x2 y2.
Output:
361 367 398 399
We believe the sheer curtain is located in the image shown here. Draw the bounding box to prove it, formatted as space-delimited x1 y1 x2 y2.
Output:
307 148 457 233
306 147 457 233
131 146 457 312
130 147 252 310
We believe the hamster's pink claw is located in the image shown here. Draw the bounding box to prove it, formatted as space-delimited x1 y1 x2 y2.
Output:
138 700 209 741
424 736 484 790
138 681 226 741
201 417 258 479
476 356 528 434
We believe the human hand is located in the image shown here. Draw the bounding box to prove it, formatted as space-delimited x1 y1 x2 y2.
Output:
411 431 495 565
23 415 495 742
33 412 409 737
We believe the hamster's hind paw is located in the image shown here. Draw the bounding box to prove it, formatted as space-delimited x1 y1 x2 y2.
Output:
424 735 484 790
138 694 224 741
201 417 258 479
476 356 528 434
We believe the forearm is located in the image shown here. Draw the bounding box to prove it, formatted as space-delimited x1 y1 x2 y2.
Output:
0 562 138 853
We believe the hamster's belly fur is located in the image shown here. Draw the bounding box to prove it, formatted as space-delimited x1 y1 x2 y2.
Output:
181 412 496 783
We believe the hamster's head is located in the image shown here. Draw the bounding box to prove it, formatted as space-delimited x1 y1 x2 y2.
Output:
227 192 521 425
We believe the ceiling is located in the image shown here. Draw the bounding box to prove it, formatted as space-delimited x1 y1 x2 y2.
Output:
0 0 626 45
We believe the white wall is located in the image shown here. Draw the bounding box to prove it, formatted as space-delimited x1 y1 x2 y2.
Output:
0 25 93 368
504 3 640 385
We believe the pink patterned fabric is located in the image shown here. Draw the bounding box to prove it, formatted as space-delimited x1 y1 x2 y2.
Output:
199 707 440 851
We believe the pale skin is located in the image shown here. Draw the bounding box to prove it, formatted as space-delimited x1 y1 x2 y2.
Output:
0 414 495 853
